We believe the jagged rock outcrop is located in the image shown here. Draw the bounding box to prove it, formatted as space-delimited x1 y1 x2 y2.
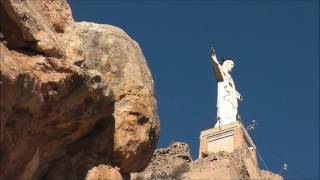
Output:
0 0 74 57
131 142 192 179
0 0 160 179
132 142 283 180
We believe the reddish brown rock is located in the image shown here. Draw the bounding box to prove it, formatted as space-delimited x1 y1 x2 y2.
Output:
0 43 114 180
0 1 159 179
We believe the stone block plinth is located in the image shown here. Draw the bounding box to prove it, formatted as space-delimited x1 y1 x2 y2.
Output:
199 121 257 165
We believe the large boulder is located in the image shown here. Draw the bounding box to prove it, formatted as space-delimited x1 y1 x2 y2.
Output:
0 0 160 179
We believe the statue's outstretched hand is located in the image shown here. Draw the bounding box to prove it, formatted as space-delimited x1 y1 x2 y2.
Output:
210 47 220 64
211 47 216 56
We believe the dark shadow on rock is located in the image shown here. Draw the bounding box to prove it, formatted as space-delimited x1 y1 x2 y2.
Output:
41 115 116 180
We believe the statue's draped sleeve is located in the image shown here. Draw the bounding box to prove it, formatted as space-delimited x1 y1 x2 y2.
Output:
211 55 224 82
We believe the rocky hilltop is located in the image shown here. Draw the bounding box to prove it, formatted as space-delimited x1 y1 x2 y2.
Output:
132 142 283 180
0 0 159 179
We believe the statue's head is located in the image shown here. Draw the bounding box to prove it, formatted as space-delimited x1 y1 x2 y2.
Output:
222 58 235 72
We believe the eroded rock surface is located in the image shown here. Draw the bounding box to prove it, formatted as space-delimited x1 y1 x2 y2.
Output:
0 0 73 57
0 0 159 179
131 142 192 180
131 142 283 180
85 165 123 180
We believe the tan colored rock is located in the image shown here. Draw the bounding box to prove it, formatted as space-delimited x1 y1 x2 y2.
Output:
0 1 159 179
132 143 283 180
38 0 74 33
131 142 192 179
181 159 239 180
60 22 160 173
86 165 123 180
260 170 283 180
0 0 74 57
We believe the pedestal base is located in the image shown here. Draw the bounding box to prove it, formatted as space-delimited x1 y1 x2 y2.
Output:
199 121 256 163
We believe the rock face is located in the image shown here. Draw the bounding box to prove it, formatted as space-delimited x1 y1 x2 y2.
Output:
131 142 192 180
132 142 283 180
260 170 283 180
0 0 73 57
85 164 123 180
0 0 160 180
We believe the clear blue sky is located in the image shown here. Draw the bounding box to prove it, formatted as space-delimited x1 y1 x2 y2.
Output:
69 1 319 179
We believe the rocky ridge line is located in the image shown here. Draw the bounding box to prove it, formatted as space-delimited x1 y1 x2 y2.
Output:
131 142 283 180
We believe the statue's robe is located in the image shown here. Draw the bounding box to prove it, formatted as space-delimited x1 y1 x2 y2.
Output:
211 57 239 127
216 72 238 127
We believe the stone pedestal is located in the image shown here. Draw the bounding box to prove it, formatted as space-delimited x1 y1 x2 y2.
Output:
199 121 257 166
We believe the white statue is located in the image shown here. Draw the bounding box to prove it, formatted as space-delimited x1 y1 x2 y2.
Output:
210 48 242 127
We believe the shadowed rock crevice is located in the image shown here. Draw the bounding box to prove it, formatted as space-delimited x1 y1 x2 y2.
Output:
41 116 116 180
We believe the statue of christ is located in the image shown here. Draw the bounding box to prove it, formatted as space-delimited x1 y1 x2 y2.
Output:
210 48 242 127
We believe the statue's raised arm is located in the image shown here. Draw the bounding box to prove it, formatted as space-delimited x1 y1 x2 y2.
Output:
210 48 224 82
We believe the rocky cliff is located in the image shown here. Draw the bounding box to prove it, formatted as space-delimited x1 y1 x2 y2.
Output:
0 0 159 179
131 142 283 180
